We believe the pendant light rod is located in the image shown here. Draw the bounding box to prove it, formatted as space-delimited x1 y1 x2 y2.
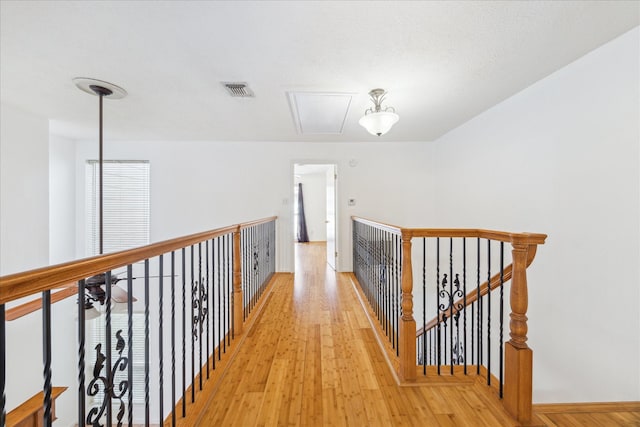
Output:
88 85 114 255
99 92 103 254
73 78 127 255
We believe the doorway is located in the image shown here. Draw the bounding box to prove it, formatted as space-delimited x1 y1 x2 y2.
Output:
293 163 337 271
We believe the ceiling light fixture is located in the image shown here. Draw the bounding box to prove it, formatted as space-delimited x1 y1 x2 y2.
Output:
358 88 399 136
73 77 133 310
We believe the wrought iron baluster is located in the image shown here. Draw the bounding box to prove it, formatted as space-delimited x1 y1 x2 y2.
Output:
487 240 491 386
0 303 4 427
197 243 203 390
181 247 186 417
395 233 399 353
127 265 134 427
170 252 176 426
144 260 150 424
211 238 216 369
463 238 467 375
477 238 482 374
159 255 164 425
206 240 210 378
42 290 52 427
422 238 426 376
77 280 86 427
223 234 228 353
449 238 454 374
436 238 441 375
228 233 233 345
106 271 113 427
217 237 222 361
499 242 505 398
190 245 195 403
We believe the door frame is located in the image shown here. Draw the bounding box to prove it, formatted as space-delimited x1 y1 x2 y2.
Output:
291 160 339 272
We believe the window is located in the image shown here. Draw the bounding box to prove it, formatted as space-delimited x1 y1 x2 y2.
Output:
86 160 150 255
85 160 150 410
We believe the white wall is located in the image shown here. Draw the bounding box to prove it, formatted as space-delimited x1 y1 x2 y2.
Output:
50 134 77 264
296 171 328 241
0 104 78 427
0 103 49 274
0 103 49 413
432 27 640 402
73 140 436 272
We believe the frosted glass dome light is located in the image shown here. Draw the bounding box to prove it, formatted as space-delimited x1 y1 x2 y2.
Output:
359 89 399 136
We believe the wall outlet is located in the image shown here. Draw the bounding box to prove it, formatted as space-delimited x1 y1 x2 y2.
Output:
348 198 356 206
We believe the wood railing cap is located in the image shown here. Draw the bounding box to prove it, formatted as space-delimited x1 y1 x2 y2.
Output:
0 217 277 305
352 217 546 245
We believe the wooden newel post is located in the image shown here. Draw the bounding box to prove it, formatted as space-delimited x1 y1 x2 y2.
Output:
504 242 534 423
233 226 244 335
398 230 416 382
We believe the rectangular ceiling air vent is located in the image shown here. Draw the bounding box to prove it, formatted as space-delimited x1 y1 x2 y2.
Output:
221 82 254 97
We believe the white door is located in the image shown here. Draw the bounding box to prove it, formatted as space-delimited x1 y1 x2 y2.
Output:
326 166 337 270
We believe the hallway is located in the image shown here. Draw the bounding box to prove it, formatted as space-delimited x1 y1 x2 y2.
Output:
195 242 518 426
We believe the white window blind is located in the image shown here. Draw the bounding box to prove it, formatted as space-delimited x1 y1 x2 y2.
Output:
86 160 150 256
85 160 150 410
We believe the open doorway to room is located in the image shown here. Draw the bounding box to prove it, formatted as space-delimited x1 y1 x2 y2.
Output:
293 163 337 272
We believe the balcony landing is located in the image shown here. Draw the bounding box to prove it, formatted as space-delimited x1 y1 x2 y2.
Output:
196 242 520 426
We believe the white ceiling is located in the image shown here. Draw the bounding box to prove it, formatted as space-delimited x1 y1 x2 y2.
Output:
1 1 638 142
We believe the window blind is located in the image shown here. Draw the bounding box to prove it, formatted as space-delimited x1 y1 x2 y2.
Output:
86 160 150 256
85 160 151 410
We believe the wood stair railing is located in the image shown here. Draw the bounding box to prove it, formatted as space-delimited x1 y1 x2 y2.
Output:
351 217 546 425
416 244 539 335
6 387 66 427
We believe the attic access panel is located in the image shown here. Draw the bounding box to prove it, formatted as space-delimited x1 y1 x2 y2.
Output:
287 92 354 135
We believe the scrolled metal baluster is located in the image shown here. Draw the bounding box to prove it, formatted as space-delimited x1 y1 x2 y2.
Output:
111 331 129 427
449 238 453 374
86 342 108 427
439 273 452 369
452 274 465 366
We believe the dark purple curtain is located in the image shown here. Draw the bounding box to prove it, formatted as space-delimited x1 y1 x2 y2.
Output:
296 183 309 242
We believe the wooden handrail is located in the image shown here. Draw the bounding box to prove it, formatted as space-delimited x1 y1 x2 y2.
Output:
5 284 77 321
352 217 402 234
238 216 278 231
0 217 277 305
352 216 546 245
415 245 539 336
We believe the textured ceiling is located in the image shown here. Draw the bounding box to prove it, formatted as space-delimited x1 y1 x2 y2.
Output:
1 1 638 142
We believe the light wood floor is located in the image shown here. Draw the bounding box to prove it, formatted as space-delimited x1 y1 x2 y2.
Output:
196 242 639 426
